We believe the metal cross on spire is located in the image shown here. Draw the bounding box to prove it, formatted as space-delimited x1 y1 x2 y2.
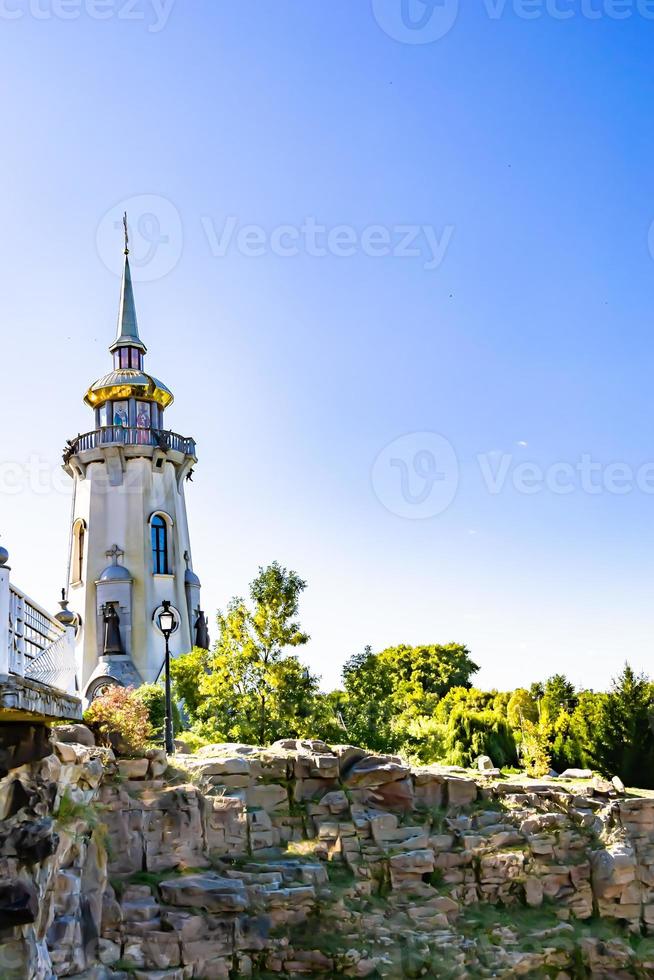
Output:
123 211 129 255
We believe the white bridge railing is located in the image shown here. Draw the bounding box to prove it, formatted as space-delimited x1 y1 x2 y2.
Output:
0 560 77 696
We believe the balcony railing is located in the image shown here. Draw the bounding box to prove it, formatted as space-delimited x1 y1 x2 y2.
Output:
3 583 77 694
64 427 196 461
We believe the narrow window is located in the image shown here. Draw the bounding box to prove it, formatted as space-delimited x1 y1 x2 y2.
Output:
78 524 85 582
151 515 168 574
71 519 86 585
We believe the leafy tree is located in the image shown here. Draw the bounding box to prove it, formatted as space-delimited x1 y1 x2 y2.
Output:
520 719 551 777
133 683 181 740
587 664 654 788
507 689 539 730
541 674 577 723
170 647 210 718
442 707 517 769
340 643 478 752
191 648 323 745
340 645 397 751
172 562 317 745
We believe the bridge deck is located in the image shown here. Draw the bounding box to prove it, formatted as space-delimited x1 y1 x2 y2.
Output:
0 673 82 723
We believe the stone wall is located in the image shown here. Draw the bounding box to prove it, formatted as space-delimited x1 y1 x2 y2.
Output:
1 731 654 978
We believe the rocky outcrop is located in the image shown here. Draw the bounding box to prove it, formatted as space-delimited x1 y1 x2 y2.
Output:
1 731 654 978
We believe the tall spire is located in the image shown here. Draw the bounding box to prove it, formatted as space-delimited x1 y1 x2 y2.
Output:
110 212 147 354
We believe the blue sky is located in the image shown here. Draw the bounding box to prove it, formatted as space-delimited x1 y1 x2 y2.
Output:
2 0 654 692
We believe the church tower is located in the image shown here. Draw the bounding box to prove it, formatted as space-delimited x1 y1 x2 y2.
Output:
63 218 206 702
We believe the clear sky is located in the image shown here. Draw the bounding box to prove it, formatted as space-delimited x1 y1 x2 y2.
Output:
2 0 654 693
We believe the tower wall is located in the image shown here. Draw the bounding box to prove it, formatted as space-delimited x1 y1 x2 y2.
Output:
67 452 197 696
63 239 201 702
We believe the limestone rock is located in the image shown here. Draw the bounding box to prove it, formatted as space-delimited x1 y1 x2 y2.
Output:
344 755 410 788
159 873 249 912
3 730 654 980
446 776 477 807
611 774 626 794
0 879 38 927
117 758 149 780
52 724 96 747
146 748 168 778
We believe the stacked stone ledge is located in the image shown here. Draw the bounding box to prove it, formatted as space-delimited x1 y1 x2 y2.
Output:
1 728 654 978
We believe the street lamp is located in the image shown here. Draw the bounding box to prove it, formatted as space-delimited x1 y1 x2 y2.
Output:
158 600 176 755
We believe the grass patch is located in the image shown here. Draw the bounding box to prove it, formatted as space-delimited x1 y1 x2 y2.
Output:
286 839 320 858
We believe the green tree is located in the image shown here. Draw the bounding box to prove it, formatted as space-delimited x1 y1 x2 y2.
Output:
133 683 181 740
172 562 317 745
443 707 518 769
340 643 478 753
541 674 577 723
170 647 210 718
507 689 539 730
588 664 654 788
340 645 396 751
520 719 551 777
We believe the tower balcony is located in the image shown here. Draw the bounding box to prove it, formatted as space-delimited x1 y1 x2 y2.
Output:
65 426 196 458
63 427 197 486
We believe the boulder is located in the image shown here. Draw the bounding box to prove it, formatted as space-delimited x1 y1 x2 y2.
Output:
559 769 593 780
612 775 626 795
344 755 410 788
117 758 149 780
446 777 477 807
52 723 96 747
146 748 168 778
591 843 637 897
0 879 38 927
194 743 258 757
159 873 248 912
331 745 370 775
476 755 494 771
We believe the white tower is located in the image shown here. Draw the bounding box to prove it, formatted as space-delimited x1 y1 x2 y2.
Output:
63 221 206 701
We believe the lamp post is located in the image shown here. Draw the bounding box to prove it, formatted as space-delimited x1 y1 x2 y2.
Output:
158 600 176 755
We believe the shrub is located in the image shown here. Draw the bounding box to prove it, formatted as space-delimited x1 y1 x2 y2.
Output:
174 729 213 754
133 683 182 740
84 686 153 757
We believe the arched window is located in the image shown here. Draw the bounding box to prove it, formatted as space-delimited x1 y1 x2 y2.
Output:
71 519 86 585
151 515 169 574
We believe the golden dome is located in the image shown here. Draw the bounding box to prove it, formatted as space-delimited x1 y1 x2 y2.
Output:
84 370 174 410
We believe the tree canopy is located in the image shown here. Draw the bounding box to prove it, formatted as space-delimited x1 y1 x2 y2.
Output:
171 562 654 789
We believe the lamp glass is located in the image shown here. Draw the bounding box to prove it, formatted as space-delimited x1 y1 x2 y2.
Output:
159 609 175 633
